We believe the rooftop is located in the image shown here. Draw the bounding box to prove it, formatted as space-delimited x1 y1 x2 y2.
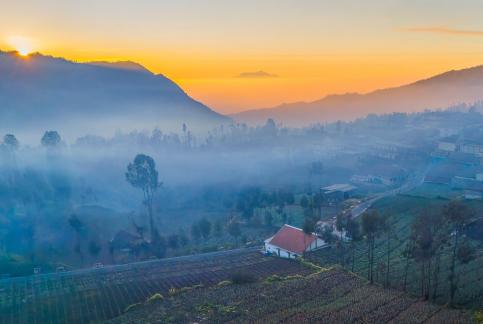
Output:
321 183 357 193
266 224 318 255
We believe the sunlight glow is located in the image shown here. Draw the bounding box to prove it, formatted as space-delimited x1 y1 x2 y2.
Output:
7 36 34 56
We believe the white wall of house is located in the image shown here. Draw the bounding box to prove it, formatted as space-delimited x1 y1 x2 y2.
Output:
264 243 299 259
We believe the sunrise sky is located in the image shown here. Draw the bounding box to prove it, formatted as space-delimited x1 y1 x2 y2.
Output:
2 0 483 114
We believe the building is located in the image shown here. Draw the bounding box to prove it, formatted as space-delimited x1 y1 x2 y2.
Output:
438 135 458 152
264 224 325 259
321 184 357 203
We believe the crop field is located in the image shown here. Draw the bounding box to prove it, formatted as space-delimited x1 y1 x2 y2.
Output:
109 266 476 323
0 248 312 323
307 195 483 309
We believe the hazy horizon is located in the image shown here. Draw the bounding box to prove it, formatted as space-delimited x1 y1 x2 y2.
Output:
2 0 483 113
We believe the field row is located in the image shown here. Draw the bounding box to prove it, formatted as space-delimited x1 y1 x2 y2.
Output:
0 248 312 323
109 267 475 323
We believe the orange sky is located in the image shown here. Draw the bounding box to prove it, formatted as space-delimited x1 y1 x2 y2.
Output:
1 1 483 114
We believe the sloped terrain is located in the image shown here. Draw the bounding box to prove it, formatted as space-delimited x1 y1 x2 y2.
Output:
0 248 311 323
109 266 475 323
0 51 228 140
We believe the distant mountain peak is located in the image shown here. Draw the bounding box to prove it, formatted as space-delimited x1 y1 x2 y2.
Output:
0 51 229 142
233 64 483 126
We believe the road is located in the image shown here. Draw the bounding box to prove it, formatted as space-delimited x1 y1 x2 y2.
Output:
351 164 431 219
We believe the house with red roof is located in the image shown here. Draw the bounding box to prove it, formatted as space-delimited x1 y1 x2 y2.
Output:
264 224 326 259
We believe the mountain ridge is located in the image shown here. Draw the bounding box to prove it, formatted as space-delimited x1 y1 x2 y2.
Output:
232 65 483 126
0 51 229 142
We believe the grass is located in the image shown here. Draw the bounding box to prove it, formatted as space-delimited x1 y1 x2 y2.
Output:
308 194 483 309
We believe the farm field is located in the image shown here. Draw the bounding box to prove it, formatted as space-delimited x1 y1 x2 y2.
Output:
308 194 483 309
0 248 312 323
109 266 476 323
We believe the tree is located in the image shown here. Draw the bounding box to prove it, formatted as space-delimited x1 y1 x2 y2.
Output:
335 213 348 265
3 134 19 151
410 209 445 299
361 210 384 284
198 218 212 240
126 154 161 241
227 217 242 243
68 214 84 261
41 131 61 148
88 240 101 257
167 234 179 250
345 215 362 272
320 225 336 245
381 212 395 288
302 218 316 257
150 229 167 258
443 200 475 306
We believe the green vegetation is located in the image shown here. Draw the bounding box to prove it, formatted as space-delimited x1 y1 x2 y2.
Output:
308 195 483 309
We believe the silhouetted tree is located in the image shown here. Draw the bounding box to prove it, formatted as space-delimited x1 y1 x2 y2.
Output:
68 214 84 261
3 134 19 151
126 154 161 241
88 240 101 257
41 130 61 148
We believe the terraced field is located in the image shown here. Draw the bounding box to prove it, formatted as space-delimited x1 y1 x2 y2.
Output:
109 266 476 323
0 248 312 323
307 195 483 309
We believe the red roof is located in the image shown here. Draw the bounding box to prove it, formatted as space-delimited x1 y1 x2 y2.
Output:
267 225 318 254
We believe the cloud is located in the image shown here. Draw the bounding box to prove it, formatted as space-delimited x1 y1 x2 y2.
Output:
236 70 278 78
403 26 483 37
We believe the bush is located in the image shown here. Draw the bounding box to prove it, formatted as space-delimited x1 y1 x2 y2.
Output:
230 271 257 284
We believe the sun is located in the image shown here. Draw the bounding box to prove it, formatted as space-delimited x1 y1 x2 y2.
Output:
7 36 34 57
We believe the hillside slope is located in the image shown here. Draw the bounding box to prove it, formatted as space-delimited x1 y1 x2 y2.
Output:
0 248 311 323
233 65 483 126
110 266 475 323
0 51 229 141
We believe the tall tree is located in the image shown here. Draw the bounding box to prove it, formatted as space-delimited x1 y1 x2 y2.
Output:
68 214 84 261
443 200 475 306
345 215 362 272
361 210 384 284
302 218 316 257
126 154 161 241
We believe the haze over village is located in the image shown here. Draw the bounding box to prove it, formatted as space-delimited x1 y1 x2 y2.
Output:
0 1 483 323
